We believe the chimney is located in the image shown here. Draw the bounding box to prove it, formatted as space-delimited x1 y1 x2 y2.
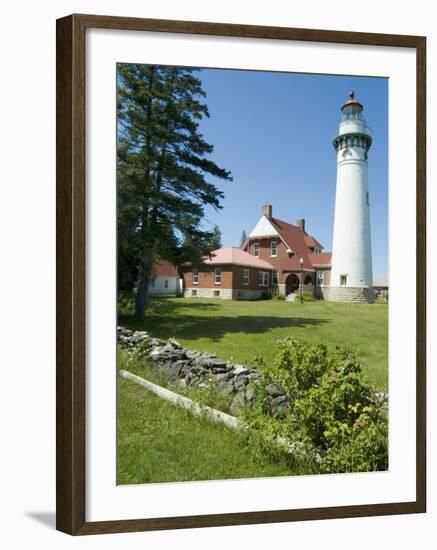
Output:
296 218 305 232
262 204 272 218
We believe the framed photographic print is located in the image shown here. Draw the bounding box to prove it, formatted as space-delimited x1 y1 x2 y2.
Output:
56 14 426 535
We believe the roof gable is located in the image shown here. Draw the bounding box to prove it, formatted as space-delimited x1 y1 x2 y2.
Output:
249 215 279 238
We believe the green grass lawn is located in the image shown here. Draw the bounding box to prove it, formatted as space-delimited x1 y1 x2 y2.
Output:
120 296 388 390
117 375 297 484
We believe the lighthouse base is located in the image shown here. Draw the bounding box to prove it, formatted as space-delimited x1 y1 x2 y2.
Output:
321 286 375 304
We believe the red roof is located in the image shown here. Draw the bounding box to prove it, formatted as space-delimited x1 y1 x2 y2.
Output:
307 252 332 267
153 260 177 277
304 234 323 249
203 248 273 269
269 218 322 270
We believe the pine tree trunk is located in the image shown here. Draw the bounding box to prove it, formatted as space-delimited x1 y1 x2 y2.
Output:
134 261 151 319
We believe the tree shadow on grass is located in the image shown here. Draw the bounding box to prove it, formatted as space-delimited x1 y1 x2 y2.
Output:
122 311 330 342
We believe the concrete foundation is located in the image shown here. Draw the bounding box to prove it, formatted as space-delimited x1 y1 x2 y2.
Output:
184 287 265 300
321 285 375 303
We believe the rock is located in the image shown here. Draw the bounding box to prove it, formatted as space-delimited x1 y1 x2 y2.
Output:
270 395 291 417
150 349 163 359
234 376 249 390
168 338 183 349
230 393 246 415
186 350 202 358
132 331 149 342
233 364 250 375
265 383 285 398
218 379 235 396
272 394 289 406
244 386 255 403
197 357 227 370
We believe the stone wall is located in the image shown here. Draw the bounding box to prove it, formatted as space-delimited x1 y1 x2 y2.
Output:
320 285 375 303
117 326 289 415
184 287 265 300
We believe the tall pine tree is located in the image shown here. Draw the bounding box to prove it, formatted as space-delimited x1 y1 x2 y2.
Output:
117 64 232 318
240 230 248 247
209 224 222 250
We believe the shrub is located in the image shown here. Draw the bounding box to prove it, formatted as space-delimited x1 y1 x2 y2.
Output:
117 291 135 316
243 339 388 474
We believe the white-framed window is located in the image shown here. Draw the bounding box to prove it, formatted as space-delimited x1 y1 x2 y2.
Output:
164 280 168 289
192 289 197 297
340 274 347 286
243 269 249 286
258 271 269 287
214 268 222 285
192 269 199 284
270 241 277 257
253 242 259 257
317 271 324 285
272 270 278 285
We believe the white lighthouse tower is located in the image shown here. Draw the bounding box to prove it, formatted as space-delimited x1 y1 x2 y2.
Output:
328 91 374 303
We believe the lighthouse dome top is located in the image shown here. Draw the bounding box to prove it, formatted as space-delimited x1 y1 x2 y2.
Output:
341 90 363 113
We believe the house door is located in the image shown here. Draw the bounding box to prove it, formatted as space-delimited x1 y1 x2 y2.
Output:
285 273 300 295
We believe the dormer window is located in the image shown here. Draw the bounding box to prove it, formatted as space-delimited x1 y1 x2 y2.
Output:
253 242 259 257
270 241 277 257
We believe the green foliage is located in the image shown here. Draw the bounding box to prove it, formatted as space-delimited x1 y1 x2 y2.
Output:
116 63 232 316
294 292 316 303
275 293 286 301
207 224 222 250
240 230 247 247
118 294 165 318
244 339 388 474
117 291 136 316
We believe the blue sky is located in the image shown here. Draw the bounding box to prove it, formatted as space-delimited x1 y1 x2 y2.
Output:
196 68 388 279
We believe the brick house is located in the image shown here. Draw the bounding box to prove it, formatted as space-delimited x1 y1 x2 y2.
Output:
183 247 274 300
183 204 333 300
241 204 332 298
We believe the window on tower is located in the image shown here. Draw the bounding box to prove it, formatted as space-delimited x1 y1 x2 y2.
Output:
253 242 259 256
